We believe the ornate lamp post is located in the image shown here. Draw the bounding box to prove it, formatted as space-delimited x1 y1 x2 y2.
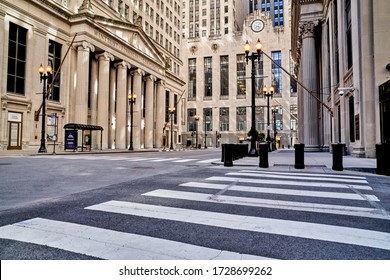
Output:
271 105 279 151
168 107 176 150
244 39 262 157
128 92 137 150
263 85 274 152
38 63 52 153
194 115 200 149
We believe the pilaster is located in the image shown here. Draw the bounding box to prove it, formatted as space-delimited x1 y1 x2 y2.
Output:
155 80 165 148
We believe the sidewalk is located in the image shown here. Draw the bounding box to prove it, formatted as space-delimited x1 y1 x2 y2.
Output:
224 149 379 175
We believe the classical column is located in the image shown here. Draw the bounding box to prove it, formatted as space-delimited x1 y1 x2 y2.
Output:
144 75 155 149
109 67 116 149
361 1 376 157
115 61 131 149
131 69 144 149
75 41 94 124
155 80 165 148
96 52 114 149
300 21 320 151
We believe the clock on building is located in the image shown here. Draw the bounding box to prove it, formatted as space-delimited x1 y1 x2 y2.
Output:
251 19 264 32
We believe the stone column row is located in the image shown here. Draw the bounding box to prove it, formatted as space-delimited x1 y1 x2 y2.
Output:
75 42 167 150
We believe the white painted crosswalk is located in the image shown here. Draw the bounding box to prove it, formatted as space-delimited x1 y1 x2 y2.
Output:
0 169 389 259
30 155 220 165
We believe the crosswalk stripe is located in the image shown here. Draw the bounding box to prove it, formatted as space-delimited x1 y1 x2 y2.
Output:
126 157 159 161
196 158 220 163
173 159 197 162
180 182 379 201
238 170 367 180
151 158 181 162
207 176 373 190
227 172 368 184
0 218 269 260
86 201 390 251
143 189 390 220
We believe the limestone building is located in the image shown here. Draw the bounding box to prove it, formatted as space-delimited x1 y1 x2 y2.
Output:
0 0 184 151
181 0 297 148
291 0 390 157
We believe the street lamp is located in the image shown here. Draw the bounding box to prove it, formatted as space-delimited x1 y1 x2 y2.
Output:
271 105 279 151
263 85 274 152
203 111 207 149
168 107 176 150
128 92 137 150
244 39 262 157
38 63 52 153
194 115 200 149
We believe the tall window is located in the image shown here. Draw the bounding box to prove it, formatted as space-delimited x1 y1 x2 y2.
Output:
165 91 170 122
334 1 340 83
204 57 212 97
220 56 229 97
274 0 284 26
289 50 297 94
236 107 247 131
203 108 212 131
174 94 178 124
236 54 246 96
255 54 264 97
271 51 282 94
187 108 197 131
188 58 196 99
255 107 265 131
290 104 298 130
48 40 62 101
219 107 229 131
345 0 352 70
7 22 27 95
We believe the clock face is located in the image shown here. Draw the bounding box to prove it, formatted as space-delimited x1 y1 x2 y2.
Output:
251 19 264 32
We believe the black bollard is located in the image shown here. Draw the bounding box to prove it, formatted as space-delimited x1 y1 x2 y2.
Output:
224 144 233 167
294 143 305 169
376 143 390 176
221 144 226 162
259 143 269 168
332 143 344 171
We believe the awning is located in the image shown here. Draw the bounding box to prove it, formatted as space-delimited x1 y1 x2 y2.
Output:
64 123 103 131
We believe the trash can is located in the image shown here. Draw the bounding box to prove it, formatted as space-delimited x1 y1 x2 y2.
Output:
294 143 305 169
332 143 344 171
259 143 269 168
224 144 233 167
376 143 390 176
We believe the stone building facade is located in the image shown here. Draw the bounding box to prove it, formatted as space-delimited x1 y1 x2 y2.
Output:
292 0 390 157
0 0 184 151
181 0 297 149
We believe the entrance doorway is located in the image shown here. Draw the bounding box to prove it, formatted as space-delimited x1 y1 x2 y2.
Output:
7 112 22 150
379 80 390 144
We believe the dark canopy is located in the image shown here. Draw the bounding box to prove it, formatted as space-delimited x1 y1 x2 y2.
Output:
64 123 103 131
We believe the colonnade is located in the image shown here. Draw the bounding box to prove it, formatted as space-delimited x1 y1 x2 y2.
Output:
71 41 175 150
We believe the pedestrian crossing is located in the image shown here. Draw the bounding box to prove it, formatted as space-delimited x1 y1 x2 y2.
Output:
29 155 220 165
0 169 389 259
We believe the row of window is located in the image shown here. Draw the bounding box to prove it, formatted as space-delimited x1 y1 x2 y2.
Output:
188 52 283 99
186 106 285 132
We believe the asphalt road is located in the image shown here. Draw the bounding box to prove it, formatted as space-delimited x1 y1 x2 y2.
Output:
0 149 389 260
